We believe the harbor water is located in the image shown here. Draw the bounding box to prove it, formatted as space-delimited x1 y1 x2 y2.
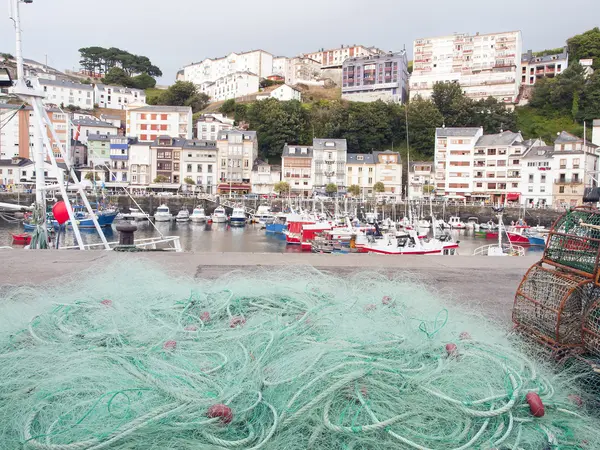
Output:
0 219 545 255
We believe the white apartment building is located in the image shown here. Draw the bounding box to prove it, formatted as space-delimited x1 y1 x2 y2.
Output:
0 104 21 159
183 50 273 86
251 161 281 194
411 31 523 104
312 139 347 194
126 105 193 141
272 57 288 78
256 84 302 101
520 48 568 86
199 72 259 102
373 150 403 199
472 131 526 204
197 114 234 141
304 45 384 68
346 153 376 197
39 79 94 110
94 84 147 109
180 140 218 194
551 132 599 208
408 161 434 200
520 143 554 207
435 127 483 198
128 143 152 186
216 130 258 186
72 118 118 144
13 159 66 185
282 145 313 196
285 57 323 86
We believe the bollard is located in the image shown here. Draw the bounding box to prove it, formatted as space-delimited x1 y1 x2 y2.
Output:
116 223 137 246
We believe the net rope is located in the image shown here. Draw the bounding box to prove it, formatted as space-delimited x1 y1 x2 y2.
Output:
0 261 598 449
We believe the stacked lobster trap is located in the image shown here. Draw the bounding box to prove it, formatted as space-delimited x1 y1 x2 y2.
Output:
513 207 600 366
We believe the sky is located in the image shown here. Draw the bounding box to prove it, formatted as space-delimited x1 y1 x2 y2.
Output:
1 0 598 84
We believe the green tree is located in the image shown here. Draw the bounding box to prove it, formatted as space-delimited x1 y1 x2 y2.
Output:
530 63 586 116
220 99 236 115
156 81 210 113
184 177 195 185
472 97 517 134
274 181 290 195
431 81 466 121
84 172 100 181
579 72 600 121
246 98 310 157
131 73 156 89
347 184 361 196
373 181 385 193
103 67 132 87
325 183 338 195
406 97 443 156
78 46 162 77
567 27 600 70
154 175 169 183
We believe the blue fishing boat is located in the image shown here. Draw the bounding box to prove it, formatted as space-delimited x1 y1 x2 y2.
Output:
527 234 546 246
265 222 287 234
50 209 118 229
229 207 247 226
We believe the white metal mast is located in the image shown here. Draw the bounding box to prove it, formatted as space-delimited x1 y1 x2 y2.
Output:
9 0 110 249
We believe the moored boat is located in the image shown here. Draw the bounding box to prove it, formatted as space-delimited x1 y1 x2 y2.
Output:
176 209 190 222
11 233 31 245
212 206 228 223
154 205 173 222
190 207 207 223
230 207 247 226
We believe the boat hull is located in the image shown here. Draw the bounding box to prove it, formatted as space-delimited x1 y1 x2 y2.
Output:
230 217 246 226
265 223 286 234
154 215 172 222
527 236 545 246
12 233 31 245
52 211 118 229
486 231 530 245
190 216 206 223
212 216 227 223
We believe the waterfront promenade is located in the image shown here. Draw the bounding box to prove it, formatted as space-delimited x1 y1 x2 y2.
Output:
1 252 538 323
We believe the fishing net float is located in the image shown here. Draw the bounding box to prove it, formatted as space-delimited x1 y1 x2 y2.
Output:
0 262 598 449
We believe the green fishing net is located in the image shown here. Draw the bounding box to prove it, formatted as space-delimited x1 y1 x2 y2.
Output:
0 261 598 449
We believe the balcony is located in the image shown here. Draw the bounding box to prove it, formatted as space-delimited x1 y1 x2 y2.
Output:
555 178 583 185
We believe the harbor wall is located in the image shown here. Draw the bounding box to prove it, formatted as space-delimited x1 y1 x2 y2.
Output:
0 193 565 226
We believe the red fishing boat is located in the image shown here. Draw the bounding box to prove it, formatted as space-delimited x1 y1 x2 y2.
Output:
11 233 32 245
486 226 531 245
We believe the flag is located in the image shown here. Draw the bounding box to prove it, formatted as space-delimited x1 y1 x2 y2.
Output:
74 124 81 142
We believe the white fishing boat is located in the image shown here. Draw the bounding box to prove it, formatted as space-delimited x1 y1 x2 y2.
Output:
474 208 525 256
230 207 247 226
190 207 207 223
363 229 455 255
212 206 227 223
365 212 378 225
154 205 173 222
448 216 466 229
175 208 190 222
121 207 150 221
465 217 480 231
252 205 274 224
417 219 431 229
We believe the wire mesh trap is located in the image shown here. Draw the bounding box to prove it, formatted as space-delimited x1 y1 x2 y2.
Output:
513 263 600 352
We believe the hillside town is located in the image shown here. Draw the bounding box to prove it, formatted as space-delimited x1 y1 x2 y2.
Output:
1 28 599 210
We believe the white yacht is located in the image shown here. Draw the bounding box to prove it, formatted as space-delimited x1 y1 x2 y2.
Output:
175 208 190 222
212 206 228 223
253 205 274 224
230 207 247 226
190 207 207 223
122 207 150 221
154 205 173 222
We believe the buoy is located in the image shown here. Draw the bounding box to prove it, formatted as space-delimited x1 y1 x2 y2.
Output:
364 304 377 312
382 296 391 304
184 325 198 332
459 331 471 340
100 299 113 307
200 311 211 323
230 316 246 328
207 404 233 424
52 201 70 224
526 392 545 417
445 343 458 357
163 340 177 351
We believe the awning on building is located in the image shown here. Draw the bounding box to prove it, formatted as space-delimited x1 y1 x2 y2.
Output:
471 194 491 198
104 182 129 188
506 193 520 201
217 183 251 191
148 183 181 189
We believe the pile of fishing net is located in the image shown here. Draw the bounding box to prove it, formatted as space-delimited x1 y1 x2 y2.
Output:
1 261 599 449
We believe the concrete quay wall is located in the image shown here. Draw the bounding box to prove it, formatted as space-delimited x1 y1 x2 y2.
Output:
0 193 565 226
0 251 538 325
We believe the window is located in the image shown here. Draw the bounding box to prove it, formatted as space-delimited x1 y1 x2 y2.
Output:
369 167 373 173
512 183 518 188
559 186 565 194
528 186 534 192
528 174 534 183
7 169 12 175
151 114 157 120
573 158 580 168
140 134 148 141
221 159 227 167
541 175 546 183
207 165 213 173
560 159 567 169
368 177 373 184
161 114 168 121
540 186 546 193
187 164 192 172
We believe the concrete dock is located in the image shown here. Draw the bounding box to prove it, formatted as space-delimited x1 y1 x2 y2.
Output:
1 252 538 324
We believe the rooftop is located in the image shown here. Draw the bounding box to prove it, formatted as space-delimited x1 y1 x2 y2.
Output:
183 140 217 149
410 161 434 169
72 118 116 128
282 144 313 158
218 130 257 140
522 145 554 159
87 134 112 142
436 127 482 137
38 78 93 90
475 131 522 147
347 153 375 164
0 157 31 167
95 83 145 94
130 105 191 113
313 138 348 150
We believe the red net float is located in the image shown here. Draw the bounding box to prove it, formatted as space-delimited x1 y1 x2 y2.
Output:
207 404 233 424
